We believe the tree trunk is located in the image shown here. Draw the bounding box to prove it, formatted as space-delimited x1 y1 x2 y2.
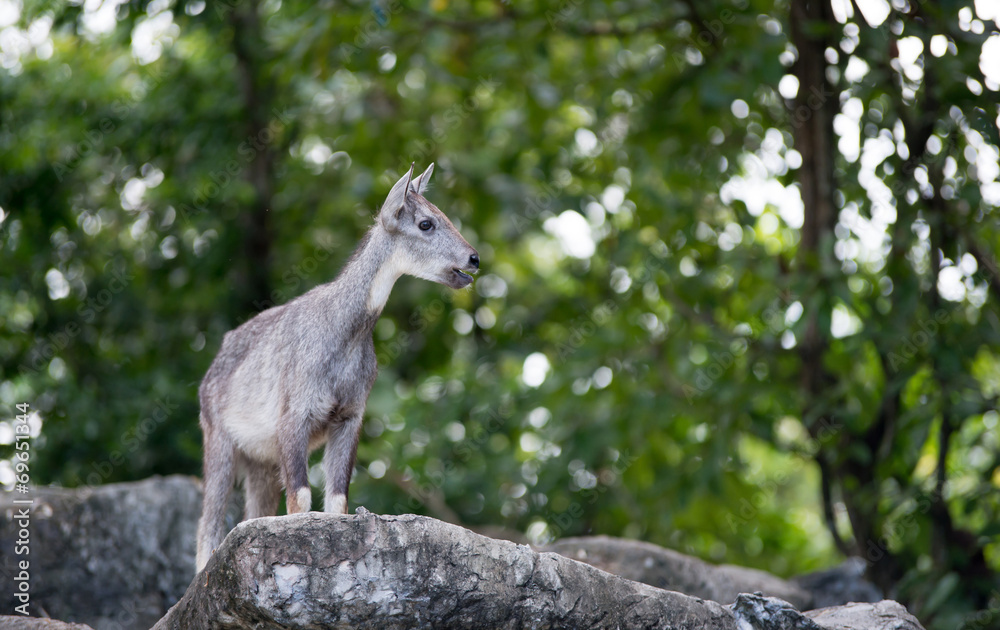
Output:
229 0 276 316
788 0 903 592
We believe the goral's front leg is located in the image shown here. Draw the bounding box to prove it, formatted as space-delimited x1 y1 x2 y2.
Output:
323 413 363 514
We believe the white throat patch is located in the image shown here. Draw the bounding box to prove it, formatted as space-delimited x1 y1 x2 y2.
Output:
366 249 411 312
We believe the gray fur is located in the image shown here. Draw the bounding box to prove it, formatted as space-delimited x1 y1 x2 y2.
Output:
195 163 478 571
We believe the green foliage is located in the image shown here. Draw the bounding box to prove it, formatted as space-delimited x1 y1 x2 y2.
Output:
0 1 998 627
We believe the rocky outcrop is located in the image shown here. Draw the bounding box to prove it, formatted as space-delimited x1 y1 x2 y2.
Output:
0 475 239 630
0 476 906 629
154 510 924 630
541 536 814 609
804 601 924 629
0 619 94 630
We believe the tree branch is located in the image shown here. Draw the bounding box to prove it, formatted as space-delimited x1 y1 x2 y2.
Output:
817 455 853 557
964 235 1000 302
413 5 675 38
387 470 464 526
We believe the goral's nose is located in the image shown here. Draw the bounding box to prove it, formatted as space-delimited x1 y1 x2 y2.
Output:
469 252 479 270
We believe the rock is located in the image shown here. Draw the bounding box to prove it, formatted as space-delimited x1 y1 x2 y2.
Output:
794 558 882 609
733 593 824 629
154 511 736 629
0 475 238 630
541 535 813 609
154 511 925 630
0 476 919 629
0 619 94 630
805 601 925 629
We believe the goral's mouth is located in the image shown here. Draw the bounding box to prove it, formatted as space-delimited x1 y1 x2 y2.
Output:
453 269 474 283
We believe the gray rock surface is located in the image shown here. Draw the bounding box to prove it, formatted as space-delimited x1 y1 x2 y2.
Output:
154 510 737 630
542 535 814 609
0 475 237 630
805 601 925 629
0 476 918 630
734 593 824 629
153 510 925 630
0 619 94 630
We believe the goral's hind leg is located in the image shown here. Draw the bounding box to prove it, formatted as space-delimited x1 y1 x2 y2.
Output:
242 458 281 519
196 421 235 572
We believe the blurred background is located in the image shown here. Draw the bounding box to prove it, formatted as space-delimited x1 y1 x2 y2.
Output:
1 0 998 627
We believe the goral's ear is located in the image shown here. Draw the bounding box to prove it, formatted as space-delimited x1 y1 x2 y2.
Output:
410 163 434 195
379 163 415 230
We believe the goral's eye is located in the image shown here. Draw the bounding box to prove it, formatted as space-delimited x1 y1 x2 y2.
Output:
418 220 433 231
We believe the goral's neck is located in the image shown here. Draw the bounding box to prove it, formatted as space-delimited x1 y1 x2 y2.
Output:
332 225 404 318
